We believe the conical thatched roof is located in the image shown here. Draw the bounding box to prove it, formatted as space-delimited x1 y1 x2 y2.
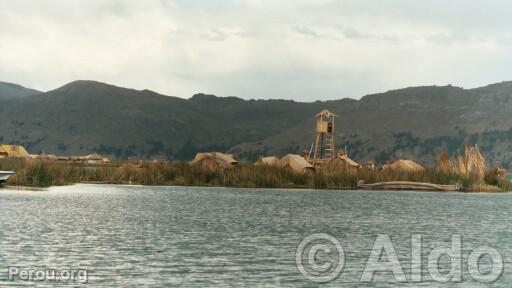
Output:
383 159 425 172
338 154 359 167
323 154 360 173
190 152 238 169
0 144 29 158
278 154 314 174
255 156 279 166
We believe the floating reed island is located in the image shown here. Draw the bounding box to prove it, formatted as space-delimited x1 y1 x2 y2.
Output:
0 147 510 192
0 110 511 192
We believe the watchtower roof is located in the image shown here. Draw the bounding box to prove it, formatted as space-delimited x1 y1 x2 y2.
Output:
315 109 338 118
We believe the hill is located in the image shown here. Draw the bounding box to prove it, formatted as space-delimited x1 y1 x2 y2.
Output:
0 82 41 100
0 81 324 160
1 80 512 168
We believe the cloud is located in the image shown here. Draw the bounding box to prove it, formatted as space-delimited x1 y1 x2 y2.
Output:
1 0 512 101
294 26 319 38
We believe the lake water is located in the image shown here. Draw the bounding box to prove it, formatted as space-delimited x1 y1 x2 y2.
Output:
0 185 511 287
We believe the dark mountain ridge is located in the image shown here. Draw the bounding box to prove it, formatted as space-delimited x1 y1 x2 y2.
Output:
0 81 41 100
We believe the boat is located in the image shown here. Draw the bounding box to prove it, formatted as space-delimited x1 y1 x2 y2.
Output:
357 180 460 192
0 171 15 185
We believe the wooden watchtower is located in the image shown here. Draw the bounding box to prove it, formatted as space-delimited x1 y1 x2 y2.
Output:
307 109 338 167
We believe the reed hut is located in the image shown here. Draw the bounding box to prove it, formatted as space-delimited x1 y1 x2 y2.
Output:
255 156 279 166
0 144 29 158
83 153 110 164
278 154 314 174
190 152 238 170
383 159 425 172
323 153 360 173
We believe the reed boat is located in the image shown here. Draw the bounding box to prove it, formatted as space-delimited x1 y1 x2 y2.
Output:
0 171 15 185
357 180 460 192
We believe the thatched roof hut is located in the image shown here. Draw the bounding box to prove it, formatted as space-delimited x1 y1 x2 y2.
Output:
323 154 360 173
278 154 314 174
383 159 425 172
255 156 279 166
190 152 238 170
0 144 29 158
82 153 110 164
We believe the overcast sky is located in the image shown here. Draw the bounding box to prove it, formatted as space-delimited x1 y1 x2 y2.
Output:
1 0 512 101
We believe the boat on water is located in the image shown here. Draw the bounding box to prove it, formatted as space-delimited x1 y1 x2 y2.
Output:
357 180 460 192
0 171 15 185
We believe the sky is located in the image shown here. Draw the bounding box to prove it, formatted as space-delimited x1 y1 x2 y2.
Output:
1 0 512 101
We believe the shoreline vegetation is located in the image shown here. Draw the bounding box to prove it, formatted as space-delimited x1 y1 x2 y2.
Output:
1 158 511 192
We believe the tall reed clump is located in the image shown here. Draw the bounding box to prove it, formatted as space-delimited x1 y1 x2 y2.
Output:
436 141 512 191
436 143 485 181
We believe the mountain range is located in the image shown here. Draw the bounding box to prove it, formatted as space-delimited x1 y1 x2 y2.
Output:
1 80 512 168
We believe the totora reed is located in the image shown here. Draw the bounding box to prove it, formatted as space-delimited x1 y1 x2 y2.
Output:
1 158 511 192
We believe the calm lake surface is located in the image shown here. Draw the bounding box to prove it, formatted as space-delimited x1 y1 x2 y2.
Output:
0 184 511 287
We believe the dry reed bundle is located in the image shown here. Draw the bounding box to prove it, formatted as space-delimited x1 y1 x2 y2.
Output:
457 143 485 180
436 142 486 180
436 150 451 173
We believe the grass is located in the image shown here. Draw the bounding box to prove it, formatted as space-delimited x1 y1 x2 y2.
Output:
1 158 511 192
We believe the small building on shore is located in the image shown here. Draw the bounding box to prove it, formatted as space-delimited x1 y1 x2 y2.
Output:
278 154 314 174
322 153 360 173
190 152 238 170
383 159 425 172
83 153 110 164
0 144 29 158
